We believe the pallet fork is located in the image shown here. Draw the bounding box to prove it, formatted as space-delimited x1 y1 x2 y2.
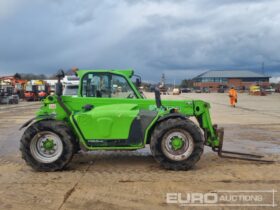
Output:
213 127 274 163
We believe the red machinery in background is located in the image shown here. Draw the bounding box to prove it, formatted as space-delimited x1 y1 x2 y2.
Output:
0 76 27 99
24 80 50 101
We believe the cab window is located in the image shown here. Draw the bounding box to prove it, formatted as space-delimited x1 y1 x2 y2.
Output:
82 73 136 98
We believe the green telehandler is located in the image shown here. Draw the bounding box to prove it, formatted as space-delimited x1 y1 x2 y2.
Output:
19 69 272 171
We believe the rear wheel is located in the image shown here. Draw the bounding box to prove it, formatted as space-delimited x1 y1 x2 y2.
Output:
150 118 204 170
20 120 76 171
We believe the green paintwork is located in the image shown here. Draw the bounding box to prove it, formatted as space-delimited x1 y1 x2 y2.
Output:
171 137 184 150
43 139 54 150
35 69 221 151
74 104 139 139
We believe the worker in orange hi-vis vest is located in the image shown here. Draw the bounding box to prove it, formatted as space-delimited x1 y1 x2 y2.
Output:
228 87 238 107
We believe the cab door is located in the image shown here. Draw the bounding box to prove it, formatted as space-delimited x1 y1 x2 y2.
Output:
74 103 139 140
73 72 139 141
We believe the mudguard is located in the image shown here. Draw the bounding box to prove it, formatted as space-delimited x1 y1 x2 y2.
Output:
19 114 56 130
157 113 188 122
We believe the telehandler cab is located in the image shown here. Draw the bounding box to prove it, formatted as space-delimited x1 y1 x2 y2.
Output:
20 69 272 171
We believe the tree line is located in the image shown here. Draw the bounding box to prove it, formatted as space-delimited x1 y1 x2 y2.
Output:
13 73 48 80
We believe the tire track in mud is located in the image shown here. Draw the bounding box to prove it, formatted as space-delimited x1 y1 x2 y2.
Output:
58 163 93 210
0 156 23 166
69 151 280 183
70 152 188 186
71 153 188 182
217 179 280 184
0 102 40 165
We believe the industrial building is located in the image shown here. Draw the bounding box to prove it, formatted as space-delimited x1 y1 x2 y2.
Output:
193 70 270 91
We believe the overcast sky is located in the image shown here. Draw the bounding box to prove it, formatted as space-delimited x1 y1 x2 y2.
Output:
0 0 280 82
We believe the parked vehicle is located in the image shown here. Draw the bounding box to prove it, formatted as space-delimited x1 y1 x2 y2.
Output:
44 80 57 95
24 84 39 101
159 85 168 95
0 76 27 99
181 88 191 93
218 85 226 93
202 87 210 93
24 80 50 101
194 87 202 93
249 85 266 96
172 88 180 95
265 86 275 93
63 84 79 96
0 84 19 104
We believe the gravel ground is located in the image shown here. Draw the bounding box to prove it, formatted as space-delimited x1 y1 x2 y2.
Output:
0 94 279 210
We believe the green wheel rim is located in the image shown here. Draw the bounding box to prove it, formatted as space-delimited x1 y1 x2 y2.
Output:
30 131 63 163
161 130 194 161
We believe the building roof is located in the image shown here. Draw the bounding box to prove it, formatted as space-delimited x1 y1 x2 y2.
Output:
194 70 269 79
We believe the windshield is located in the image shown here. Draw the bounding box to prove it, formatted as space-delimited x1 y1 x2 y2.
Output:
26 85 33 91
63 85 78 96
38 85 45 91
81 73 136 98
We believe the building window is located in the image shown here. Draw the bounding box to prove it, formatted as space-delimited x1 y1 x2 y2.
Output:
200 77 227 83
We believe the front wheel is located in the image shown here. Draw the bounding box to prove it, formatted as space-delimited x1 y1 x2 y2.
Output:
20 120 76 171
150 118 204 170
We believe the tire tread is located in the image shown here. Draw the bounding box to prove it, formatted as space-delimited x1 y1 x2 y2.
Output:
150 118 204 170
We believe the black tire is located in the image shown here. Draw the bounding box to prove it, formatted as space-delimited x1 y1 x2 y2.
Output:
150 118 204 170
20 120 77 171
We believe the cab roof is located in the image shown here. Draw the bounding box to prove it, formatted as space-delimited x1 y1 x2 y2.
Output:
76 69 134 78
